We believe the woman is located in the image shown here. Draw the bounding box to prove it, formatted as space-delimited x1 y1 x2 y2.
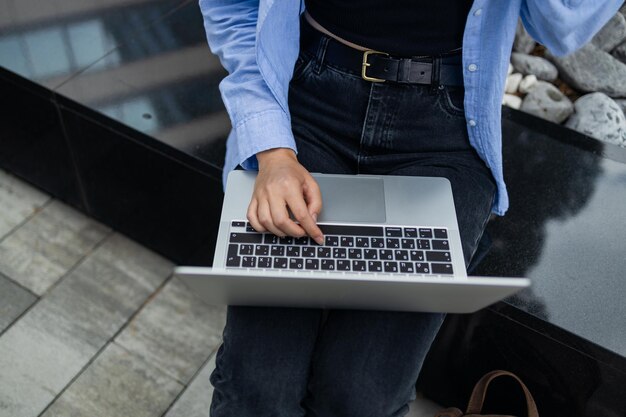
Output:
200 1 621 415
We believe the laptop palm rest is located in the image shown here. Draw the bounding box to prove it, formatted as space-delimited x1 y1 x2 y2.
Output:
314 175 386 223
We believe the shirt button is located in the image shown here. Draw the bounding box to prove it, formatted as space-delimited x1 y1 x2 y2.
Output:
468 64 478 72
469 119 477 127
474 9 482 16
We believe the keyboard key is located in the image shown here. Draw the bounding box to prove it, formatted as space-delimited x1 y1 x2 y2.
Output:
227 244 238 257
325 236 339 246
379 250 393 260
239 244 253 255
394 250 409 261
305 259 320 270
364 249 378 259
318 224 383 236
246 224 256 232
368 261 382 272
271 246 285 256
302 247 316 257
289 258 304 269
279 236 293 245
264 234 278 244
352 260 367 271
419 228 433 238
230 233 263 243
400 262 415 273
415 262 430 273
385 227 402 237
384 261 398 273
432 240 450 250
340 237 354 247
255 245 269 256
348 248 363 259
417 239 431 250
242 256 256 267
431 263 454 274
386 238 400 249
258 257 271 268
317 247 331 258
370 238 385 248
401 239 415 249
355 237 370 248
333 248 347 259
426 251 451 262
321 259 336 270
286 246 300 257
294 236 309 245
337 260 351 271
410 250 425 261
231 221 245 227
226 255 241 267
404 228 418 237
434 228 448 239
273 257 288 269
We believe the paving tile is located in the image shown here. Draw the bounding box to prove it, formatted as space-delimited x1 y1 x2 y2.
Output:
116 278 226 384
0 169 49 240
0 233 173 417
0 200 110 295
165 352 217 417
0 273 37 333
42 343 183 417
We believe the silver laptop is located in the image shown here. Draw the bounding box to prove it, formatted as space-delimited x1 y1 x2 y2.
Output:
175 170 529 313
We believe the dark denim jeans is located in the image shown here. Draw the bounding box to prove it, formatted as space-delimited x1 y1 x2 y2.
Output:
210 30 496 417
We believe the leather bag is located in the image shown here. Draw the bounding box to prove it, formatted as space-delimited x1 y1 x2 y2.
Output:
434 370 539 417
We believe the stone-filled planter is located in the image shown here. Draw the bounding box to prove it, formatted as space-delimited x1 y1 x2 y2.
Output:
505 7 626 148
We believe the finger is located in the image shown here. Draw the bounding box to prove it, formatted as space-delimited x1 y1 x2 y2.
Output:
269 195 306 237
258 199 284 237
303 177 323 219
286 193 324 245
246 198 266 233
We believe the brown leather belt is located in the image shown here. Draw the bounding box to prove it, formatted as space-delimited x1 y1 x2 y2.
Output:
299 15 464 87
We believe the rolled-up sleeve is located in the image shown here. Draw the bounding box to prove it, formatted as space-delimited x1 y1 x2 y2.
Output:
199 0 296 169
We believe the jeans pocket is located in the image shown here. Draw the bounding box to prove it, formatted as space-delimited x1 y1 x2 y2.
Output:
438 85 466 118
291 50 315 84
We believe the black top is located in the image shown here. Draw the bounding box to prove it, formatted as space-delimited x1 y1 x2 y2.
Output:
304 0 474 56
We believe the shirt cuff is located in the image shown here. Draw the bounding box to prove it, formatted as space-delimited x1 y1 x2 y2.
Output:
235 109 298 170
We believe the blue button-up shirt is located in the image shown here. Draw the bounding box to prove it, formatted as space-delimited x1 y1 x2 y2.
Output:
200 0 622 215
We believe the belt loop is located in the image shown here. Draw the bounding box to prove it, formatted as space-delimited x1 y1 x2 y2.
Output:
313 36 330 75
430 56 441 94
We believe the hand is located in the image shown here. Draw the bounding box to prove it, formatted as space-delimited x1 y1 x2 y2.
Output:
247 148 324 245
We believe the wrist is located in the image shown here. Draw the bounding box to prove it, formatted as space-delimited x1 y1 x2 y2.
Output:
257 148 297 168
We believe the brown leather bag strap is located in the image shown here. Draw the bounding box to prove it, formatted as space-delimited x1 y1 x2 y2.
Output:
465 370 539 417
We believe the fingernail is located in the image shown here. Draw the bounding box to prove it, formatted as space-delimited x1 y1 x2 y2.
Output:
312 213 318 222
316 236 324 245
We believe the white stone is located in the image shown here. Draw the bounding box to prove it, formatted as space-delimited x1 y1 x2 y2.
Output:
520 81 574 124
565 92 626 147
513 20 536 54
505 73 523 94
507 63 514 76
518 74 538 94
511 53 558 81
503 94 522 109
591 12 626 52
545 44 626 98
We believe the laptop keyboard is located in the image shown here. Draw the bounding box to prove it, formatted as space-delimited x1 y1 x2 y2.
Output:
225 221 454 275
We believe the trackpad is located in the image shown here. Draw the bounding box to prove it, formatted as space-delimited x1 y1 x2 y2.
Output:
314 175 386 223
